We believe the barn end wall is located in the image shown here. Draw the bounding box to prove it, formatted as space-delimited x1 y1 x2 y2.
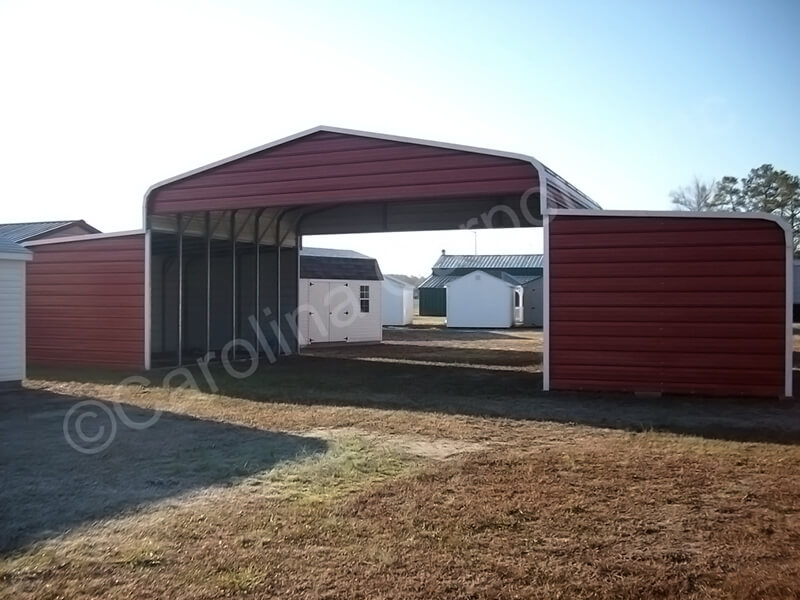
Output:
26 234 146 369
547 213 789 397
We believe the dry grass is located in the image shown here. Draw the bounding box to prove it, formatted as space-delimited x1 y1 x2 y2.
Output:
3 327 800 599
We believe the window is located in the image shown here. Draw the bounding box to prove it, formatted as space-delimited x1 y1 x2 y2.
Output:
514 291 521 308
360 285 370 313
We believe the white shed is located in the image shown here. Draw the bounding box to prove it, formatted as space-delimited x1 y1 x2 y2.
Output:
502 273 543 327
382 275 414 326
445 270 523 329
0 240 32 390
298 248 383 346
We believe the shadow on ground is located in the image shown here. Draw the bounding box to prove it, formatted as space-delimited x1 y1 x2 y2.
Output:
31 354 800 445
305 343 541 367
0 390 327 553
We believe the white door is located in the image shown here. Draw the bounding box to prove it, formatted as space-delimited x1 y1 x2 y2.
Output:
307 281 330 343
328 282 356 342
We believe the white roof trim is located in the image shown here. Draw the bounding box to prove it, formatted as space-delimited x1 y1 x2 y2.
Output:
444 269 519 289
0 251 33 261
22 229 145 247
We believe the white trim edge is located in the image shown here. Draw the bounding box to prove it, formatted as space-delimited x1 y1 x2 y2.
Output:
542 213 551 392
22 229 145 247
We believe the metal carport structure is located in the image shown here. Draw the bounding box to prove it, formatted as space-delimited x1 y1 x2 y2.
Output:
143 126 597 374
24 125 791 398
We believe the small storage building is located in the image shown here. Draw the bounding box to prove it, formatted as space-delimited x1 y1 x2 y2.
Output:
419 253 543 322
0 240 33 390
446 270 523 328
502 273 544 327
298 247 383 346
382 275 414 326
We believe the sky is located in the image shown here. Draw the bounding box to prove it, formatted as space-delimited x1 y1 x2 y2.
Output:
0 0 798 275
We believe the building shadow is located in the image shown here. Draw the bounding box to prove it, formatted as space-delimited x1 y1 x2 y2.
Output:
0 389 327 553
28 355 800 448
200 355 800 446
304 343 542 368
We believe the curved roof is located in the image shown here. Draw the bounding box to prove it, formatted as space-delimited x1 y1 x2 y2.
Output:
144 126 599 221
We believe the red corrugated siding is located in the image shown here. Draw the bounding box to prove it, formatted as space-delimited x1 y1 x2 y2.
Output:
149 131 539 215
27 235 145 369
549 216 787 397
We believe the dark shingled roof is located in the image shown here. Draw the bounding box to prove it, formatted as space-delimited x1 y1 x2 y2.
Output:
0 220 99 243
300 248 382 281
300 247 371 260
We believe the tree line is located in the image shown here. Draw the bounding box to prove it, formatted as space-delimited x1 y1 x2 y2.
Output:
670 164 800 250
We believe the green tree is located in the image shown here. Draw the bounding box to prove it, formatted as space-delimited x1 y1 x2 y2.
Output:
673 166 800 252
713 175 746 211
729 164 800 251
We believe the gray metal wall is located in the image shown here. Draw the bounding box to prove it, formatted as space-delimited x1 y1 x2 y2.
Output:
152 246 299 360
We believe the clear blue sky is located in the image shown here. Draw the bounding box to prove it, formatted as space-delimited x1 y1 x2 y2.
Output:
1 0 797 274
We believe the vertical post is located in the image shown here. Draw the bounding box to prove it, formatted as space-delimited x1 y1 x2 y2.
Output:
177 213 184 367
144 228 152 370
161 259 169 355
230 210 237 361
254 210 261 354
205 211 211 357
295 232 301 354
276 223 281 357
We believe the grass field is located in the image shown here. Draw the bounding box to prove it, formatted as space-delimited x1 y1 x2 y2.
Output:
2 327 800 599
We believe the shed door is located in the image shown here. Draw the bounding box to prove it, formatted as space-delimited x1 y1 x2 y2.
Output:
307 281 330 344
328 282 355 343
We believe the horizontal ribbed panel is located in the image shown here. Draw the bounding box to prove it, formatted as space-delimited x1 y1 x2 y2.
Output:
549 216 787 397
27 235 145 369
149 131 540 215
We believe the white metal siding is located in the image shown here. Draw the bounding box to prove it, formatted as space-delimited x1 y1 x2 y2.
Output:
298 279 382 346
521 279 544 326
0 260 26 383
446 271 515 328
382 279 413 326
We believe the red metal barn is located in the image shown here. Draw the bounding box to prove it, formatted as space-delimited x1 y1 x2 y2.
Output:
21 126 793 397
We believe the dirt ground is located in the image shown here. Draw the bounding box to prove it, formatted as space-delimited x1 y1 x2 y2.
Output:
2 326 800 599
